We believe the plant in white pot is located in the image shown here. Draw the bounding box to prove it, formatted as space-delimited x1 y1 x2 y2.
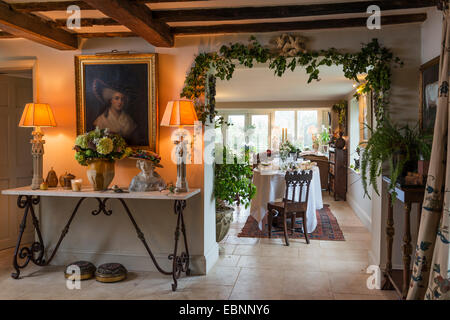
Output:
214 147 256 242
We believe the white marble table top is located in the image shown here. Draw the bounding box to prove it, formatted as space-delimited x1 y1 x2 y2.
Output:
1 186 201 201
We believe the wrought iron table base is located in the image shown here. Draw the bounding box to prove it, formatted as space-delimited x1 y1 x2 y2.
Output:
11 195 190 291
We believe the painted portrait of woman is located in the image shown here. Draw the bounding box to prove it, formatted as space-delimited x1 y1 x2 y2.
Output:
92 79 138 141
76 54 158 150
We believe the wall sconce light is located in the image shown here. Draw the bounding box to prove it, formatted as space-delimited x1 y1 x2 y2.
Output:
19 103 57 189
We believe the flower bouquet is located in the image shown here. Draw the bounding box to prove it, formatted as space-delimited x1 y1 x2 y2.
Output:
74 127 132 190
279 140 297 161
74 127 132 166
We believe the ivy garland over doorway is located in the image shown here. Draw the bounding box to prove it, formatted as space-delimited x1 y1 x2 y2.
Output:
180 36 403 126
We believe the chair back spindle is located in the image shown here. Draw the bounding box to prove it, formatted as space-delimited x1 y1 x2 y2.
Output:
283 170 313 212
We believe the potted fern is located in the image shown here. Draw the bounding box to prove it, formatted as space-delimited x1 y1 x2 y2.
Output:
214 147 256 242
361 118 432 203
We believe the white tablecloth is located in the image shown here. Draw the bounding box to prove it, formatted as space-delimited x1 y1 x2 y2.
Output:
250 166 323 233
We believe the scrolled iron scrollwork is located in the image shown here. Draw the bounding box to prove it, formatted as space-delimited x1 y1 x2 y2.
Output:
11 194 191 292
169 251 190 280
91 198 113 216
17 195 39 209
17 242 45 267
12 195 45 279
174 200 186 215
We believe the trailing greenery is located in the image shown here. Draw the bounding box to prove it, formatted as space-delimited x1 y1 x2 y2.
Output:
332 100 348 128
361 118 432 203
181 36 402 126
214 147 256 211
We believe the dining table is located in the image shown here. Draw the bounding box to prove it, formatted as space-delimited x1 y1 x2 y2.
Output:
250 165 323 233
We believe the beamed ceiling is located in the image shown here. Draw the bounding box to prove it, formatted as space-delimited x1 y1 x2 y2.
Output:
0 0 438 50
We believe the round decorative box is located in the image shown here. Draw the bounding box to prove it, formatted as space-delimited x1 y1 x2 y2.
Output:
64 261 96 280
95 263 127 283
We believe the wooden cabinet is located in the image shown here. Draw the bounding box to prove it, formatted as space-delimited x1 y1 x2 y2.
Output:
329 146 347 201
302 154 329 190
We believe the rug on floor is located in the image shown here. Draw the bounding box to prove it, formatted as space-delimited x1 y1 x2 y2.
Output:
237 204 345 241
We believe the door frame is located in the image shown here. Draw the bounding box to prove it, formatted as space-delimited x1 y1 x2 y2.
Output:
0 58 38 250
0 58 37 102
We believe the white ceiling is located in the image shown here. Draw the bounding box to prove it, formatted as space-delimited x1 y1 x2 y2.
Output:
216 63 355 102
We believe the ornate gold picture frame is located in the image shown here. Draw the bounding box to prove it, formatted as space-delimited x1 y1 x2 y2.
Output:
419 56 440 133
75 53 158 151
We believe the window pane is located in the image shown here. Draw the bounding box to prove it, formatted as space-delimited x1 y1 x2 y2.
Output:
350 97 360 167
250 115 269 153
227 115 246 154
214 116 223 146
274 111 295 148
297 110 318 149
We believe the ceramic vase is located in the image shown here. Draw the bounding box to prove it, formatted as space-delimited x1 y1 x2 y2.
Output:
86 159 115 191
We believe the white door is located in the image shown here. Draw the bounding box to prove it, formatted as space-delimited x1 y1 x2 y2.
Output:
0 74 34 250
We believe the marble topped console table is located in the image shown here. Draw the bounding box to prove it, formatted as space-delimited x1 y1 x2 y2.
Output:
1 186 201 291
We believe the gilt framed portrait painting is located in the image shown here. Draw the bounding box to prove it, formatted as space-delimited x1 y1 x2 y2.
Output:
75 53 158 150
419 56 440 133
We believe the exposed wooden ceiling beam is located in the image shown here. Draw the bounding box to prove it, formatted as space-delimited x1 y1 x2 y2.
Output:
0 31 15 38
52 13 426 38
77 32 137 38
55 9 430 29
153 0 436 22
171 13 428 35
12 1 92 12
55 18 120 28
82 0 173 47
12 0 208 12
0 1 78 49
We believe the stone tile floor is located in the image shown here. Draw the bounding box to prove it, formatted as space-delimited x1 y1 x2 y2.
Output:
0 193 398 300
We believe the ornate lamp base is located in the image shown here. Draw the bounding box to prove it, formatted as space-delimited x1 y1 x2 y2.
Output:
30 128 44 190
175 135 189 193
175 161 189 193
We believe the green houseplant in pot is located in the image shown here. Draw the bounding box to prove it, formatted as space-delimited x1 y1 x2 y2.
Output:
214 147 256 242
74 127 132 191
361 118 432 203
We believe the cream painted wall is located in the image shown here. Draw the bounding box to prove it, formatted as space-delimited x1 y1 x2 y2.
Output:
422 8 443 64
216 100 336 109
0 37 217 273
0 21 427 273
346 92 372 230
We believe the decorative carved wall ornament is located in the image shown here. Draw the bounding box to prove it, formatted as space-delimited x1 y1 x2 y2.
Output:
272 33 307 57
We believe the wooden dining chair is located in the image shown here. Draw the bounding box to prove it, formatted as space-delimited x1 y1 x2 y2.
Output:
267 170 313 246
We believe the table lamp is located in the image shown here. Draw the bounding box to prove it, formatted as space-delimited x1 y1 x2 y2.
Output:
19 103 56 189
160 100 198 193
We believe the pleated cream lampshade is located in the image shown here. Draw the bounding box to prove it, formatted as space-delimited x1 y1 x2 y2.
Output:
19 103 56 128
160 100 198 127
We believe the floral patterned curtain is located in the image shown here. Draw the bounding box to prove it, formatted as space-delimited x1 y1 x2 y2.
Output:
407 5 450 300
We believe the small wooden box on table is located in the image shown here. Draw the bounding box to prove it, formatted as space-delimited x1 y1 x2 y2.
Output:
381 176 424 300
1 186 201 291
